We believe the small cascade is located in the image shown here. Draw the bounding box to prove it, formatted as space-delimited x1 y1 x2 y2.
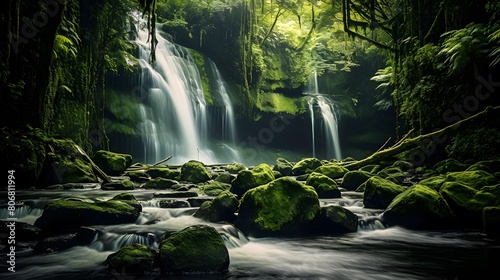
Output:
90 231 158 251
305 70 342 160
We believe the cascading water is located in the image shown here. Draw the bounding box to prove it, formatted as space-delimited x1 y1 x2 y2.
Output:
134 20 239 164
305 70 342 160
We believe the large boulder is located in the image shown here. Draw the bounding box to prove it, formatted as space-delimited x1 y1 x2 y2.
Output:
341 170 372 191
382 184 458 230
311 205 358 235
305 172 341 198
92 150 132 176
230 163 275 197
179 160 211 183
314 164 349 180
34 195 141 234
444 170 498 190
194 191 238 223
362 176 405 209
159 225 229 275
433 158 469 174
104 244 158 276
235 177 320 237
146 167 180 180
418 175 447 190
440 183 500 228
291 158 322 175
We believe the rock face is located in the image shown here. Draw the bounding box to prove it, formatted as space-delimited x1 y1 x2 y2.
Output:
362 176 405 209
159 225 229 275
104 244 158 276
92 150 132 175
34 195 141 233
179 160 211 183
382 184 458 230
235 176 320 237
230 163 275 197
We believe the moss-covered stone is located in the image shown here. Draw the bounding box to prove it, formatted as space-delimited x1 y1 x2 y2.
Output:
433 158 469 174
224 163 246 174
101 179 136 190
124 170 151 182
483 206 500 237
444 170 498 190
382 184 458 230
391 160 414 172
341 170 372 191
111 192 137 202
92 150 132 175
194 191 238 223
34 197 141 233
199 180 231 196
230 163 275 197
418 175 447 190
358 164 382 174
159 225 229 274
143 177 178 189
292 158 322 175
363 176 405 209
305 172 341 198
466 159 500 174
273 157 293 176
235 177 320 237
313 164 349 180
311 205 358 235
104 244 158 276
440 183 500 228
179 160 211 183
146 167 180 180
214 172 235 184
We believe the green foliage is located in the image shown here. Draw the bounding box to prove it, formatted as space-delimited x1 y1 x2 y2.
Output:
104 88 141 136
446 127 500 162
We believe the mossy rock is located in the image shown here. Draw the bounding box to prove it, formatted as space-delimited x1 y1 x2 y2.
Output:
159 225 229 274
273 157 293 176
214 172 235 184
224 163 246 174
466 159 500 174
376 166 404 179
433 158 469 174
235 177 320 237
104 244 158 276
363 176 405 209
146 167 180 180
341 170 372 191
358 164 382 174
110 192 137 202
311 205 358 235
199 181 231 196
179 160 211 183
444 170 498 190
305 172 341 198
143 177 179 189
92 150 132 175
440 183 500 228
291 158 322 175
391 160 414 172
101 179 136 190
313 164 349 180
194 191 238 223
34 198 141 233
483 206 500 237
382 184 458 230
418 175 447 190
230 163 275 197
124 170 151 182
39 139 97 186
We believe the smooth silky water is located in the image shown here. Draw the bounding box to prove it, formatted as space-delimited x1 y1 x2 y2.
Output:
1 187 498 280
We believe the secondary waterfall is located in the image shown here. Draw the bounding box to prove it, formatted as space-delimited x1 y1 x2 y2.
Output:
305 71 342 160
134 21 239 164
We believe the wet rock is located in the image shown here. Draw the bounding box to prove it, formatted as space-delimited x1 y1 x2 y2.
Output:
33 234 79 254
382 184 458 230
159 225 229 275
199 180 231 196
305 172 341 198
224 163 246 174
194 191 238 223
214 172 236 184
143 177 178 189
230 163 275 197
341 170 372 191
312 205 358 235
104 244 158 276
146 167 180 180
159 200 190 208
292 158 322 175
235 177 320 237
101 179 135 190
187 197 213 207
314 164 349 180
362 176 406 209
179 160 211 183
273 157 293 176
92 150 132 175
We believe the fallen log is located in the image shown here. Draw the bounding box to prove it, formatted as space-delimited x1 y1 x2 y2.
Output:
342 106 500 171
74 144 112 184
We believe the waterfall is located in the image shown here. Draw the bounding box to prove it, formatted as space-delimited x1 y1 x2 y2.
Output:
305 71 342 160
134 21 239 164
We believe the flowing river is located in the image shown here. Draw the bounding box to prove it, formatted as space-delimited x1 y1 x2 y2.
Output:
1 186 498 280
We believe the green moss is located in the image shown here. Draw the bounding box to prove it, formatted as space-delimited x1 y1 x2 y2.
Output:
144 177 178 189
224 163 246 174
111 193 137 202
256 92 306 114
48 199 136 215
103 88 142 136
314 164 349 179
445 170 498 190
104 244 157 275
292 158 323 175
199 180 231 196
341 170 372 191
189 49 213 105
230 163 275 197
92 150 132 175
146 167 180 179
179 160 211 183
363 176 405 209
305 172 341 198
433 158 469 174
